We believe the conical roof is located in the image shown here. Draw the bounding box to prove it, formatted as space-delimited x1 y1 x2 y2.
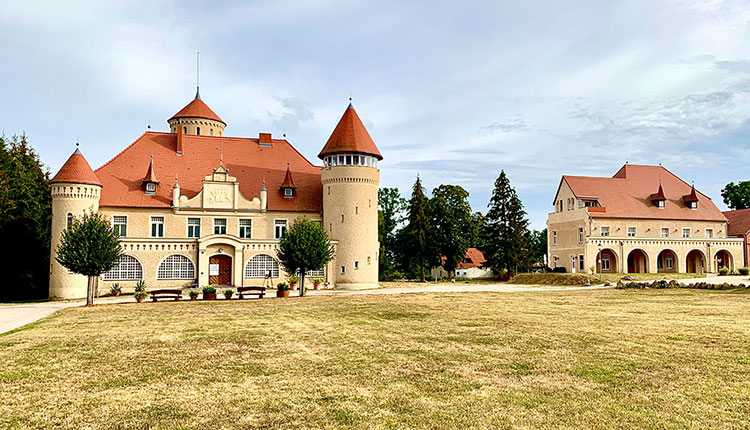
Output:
318 103 382 160
683 184 699 203
280 164 296 188
141 157 160 184
170 95 225 124
650 183 666 201
51 148 102 186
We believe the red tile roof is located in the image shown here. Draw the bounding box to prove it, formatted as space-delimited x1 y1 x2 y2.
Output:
95 132 322 211
441 248 487 269
559 164 727 221
169 97 225 124
141 156 160 184
280 164 296 189
724 209 750 237
51 148 102 186
318 104 382 160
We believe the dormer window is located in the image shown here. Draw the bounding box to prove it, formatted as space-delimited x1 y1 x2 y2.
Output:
657 200 665 208
141 156 160 195
145 183 156 193
279 164 296 199
284 188 293 198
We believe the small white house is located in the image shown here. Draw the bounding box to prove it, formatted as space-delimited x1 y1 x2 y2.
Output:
433 248 493 279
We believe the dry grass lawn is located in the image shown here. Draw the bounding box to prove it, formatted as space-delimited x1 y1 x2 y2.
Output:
1 289 749 429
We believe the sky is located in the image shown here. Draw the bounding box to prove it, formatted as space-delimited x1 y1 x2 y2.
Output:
1 0 749 229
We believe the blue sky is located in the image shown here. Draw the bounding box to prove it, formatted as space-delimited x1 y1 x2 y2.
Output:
1 0 749 229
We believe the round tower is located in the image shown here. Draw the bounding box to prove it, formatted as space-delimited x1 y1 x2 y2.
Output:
167 87 226 137
319 103 382 290
49 147 102 299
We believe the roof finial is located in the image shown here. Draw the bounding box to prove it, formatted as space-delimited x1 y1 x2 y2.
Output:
195 51 201 100
348 92 353 108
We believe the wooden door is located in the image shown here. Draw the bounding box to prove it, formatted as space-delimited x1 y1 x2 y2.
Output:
209 255 232 285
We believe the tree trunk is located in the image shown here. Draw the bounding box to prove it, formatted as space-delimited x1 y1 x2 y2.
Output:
420 259 425 282
86 275 95 306
300 273 305 297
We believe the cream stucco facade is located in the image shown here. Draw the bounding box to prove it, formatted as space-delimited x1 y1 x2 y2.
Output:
548 179 743 275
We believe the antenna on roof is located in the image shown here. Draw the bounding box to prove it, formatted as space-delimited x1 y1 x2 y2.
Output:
195 51 201 100
147 122 151 130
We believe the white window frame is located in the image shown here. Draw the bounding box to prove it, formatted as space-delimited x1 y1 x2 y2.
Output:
627 227 636 237
214 218 227 235
157 255 195 280
666 256 674 270
244 254 280 278
601 256 611 271
284 188 293 197
112 215 127 237
103 255 143 280
600 226 610 237
150 216 164 238
682 228 690 238
239 219 252 239
661 227 669 238
275 219 288 239
552 231 557 246
578 227 584 244
705 228 713 238
187 217 201 238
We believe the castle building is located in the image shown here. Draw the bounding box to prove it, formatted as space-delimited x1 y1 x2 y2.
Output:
547 164 744 274
49 91 382 299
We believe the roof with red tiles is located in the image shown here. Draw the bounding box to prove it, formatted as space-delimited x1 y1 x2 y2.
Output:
141 157 160 184
441 248 487 269
51 148 102 186
279 164 296 189
558 164 727 221
169 97 225 124
318 104 382 160
723 209 750 237
94 132 322 211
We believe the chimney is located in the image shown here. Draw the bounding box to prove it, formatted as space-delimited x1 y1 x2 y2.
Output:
177 124 184 155
172 181 181 208
259 133 272 147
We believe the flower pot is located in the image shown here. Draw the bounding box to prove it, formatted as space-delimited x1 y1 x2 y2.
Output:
136 297 145 303
113 291 121 297
190 296 197 301
313 283 320 290
277 290 290 298
224 295 233 300
203 293 217 300
290 282 298 291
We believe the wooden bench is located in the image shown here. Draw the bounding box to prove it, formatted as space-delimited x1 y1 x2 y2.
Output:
150 289 182 302
237 286 265 299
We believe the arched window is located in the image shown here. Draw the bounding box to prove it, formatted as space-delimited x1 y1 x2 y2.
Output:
103 255 143 280
196 127 201 135
244 254 279 278
210 128 213 136
66 213 73 229
157 255 195 279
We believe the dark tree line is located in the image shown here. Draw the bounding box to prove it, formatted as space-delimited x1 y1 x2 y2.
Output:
378 170 547 281
0 135 52 301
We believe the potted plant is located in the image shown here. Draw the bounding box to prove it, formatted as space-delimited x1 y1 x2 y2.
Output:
110 283 122 296
202 286 217 300
719 266 730 276
276 282 290 298
133 280 147 302
289 275 300 291
188 290 199 301
224 289 234 300
312 278 323 290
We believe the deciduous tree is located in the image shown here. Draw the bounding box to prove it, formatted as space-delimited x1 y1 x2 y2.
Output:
277 217 334 296
378 187 407 280
56 211 122 305
721 181 750 210
431 185 472 279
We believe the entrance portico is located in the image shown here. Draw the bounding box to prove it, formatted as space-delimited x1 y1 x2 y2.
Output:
199 235 243 287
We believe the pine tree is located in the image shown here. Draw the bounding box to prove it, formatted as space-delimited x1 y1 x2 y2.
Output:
403 176 435 282
484 170 530 276
0 135 52 301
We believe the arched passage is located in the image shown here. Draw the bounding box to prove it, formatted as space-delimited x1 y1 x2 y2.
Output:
686 250 706 274
627 249 649 273
714 249 734 272
657 249 678 273
596 248 618 273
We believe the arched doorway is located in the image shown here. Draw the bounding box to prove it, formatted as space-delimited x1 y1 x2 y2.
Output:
627 249 649 273
657 249 678 273
686 250 706 274
596 249 618 273
714 250 733 272
209 254 232 285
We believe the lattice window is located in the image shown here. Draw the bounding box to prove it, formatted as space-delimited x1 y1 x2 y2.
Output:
157 254 195 280
306 269 325 278
103 255 143 280
244 254 279 278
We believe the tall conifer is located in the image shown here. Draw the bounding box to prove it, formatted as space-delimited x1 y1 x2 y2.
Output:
484 170 530 275
404 176 434 281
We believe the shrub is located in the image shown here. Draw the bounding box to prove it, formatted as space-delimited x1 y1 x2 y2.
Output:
224 289 234 298
289 275 300 284
277 283 290 291
134 280 146 292
188 290 199 298
510 273 592 286
738 267 749 276
719 267 730 276
109 283 121 294
312 278 323 285
551 267 567 273
202 286 216 294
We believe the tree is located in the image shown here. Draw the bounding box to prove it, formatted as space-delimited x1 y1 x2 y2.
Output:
528 229 548 266
0 135 52 301
467 211 487 250
378 187 407 280
431 185 472 279
56 211 122 305
484 170 531 276
402 176 436 282
277 217 334 296
721 181 750 210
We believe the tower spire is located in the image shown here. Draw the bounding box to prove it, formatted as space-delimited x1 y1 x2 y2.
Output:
195 51 201 100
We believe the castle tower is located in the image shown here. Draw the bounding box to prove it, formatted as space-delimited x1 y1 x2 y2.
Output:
319 103 382 290
167 87 226 137
49 147 103 299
